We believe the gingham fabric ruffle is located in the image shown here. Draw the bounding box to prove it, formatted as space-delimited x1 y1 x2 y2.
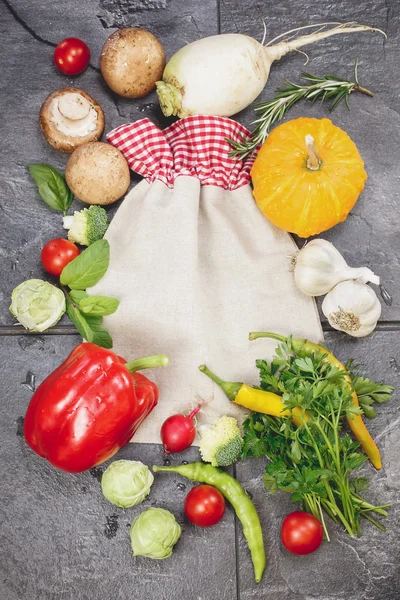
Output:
106 115 256 190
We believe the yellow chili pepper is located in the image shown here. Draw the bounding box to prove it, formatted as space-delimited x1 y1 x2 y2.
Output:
198 365 307 427
249 332 382 470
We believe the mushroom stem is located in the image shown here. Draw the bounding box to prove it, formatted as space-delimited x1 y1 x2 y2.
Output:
305 134 322 171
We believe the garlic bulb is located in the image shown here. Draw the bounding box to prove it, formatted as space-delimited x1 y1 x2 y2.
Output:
322 280 381 337
294 239 380 296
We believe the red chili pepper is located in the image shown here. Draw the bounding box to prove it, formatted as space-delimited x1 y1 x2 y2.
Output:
24 343 169 473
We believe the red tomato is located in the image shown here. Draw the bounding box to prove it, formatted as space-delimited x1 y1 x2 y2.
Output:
281 511 323 555
41 238 80 276
54 38 91 75
184 485 225 528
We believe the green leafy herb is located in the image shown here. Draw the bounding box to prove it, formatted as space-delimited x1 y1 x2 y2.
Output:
66 300 94 342
352 376 393 412
79 295 119 316
28 164 73 214
68 290 89 304
60 239 110 290
84 315 113 349
59 241 116 348
345 358 394 418
243 338 392 538
228 61 374 160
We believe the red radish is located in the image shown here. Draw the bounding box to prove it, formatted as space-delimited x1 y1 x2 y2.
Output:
161 400 206 453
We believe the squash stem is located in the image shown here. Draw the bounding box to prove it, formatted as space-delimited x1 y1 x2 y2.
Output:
305 134 322 171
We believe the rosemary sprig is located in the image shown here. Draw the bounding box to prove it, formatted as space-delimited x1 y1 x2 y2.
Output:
229 60 373 160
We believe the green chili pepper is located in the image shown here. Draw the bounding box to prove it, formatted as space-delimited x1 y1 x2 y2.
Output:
153 462 266 583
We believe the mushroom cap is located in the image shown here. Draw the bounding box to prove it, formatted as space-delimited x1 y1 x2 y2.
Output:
100 28 166 98
40 88 105 153
65 142 130 205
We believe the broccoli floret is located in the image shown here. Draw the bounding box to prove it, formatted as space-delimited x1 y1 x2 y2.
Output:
62 206 108 246
199 416 243 467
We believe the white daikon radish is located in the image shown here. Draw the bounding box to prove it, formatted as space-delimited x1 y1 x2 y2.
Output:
156 23 384 117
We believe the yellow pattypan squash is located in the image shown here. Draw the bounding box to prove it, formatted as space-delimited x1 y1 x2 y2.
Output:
251 117 367 238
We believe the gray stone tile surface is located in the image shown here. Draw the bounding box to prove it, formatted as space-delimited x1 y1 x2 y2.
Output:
0 0 218 326
0 335 237 600
0 0 399 599
235 331 400 600
220 0 400 321
1 331 399 599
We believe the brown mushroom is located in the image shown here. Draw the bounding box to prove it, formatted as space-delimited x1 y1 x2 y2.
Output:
100 28 166 98
65 142 130 205
40 88 105 153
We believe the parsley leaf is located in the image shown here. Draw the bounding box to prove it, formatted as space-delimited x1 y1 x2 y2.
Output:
242 339 393 537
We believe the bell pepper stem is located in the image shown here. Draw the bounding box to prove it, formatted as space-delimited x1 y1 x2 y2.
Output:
125 354 170 374
198 364 241 401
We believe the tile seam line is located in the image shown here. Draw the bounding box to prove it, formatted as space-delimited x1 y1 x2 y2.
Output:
0 321 399 336
2 0 100 72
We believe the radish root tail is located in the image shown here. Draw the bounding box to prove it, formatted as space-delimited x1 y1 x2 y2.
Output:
266 22 386 62
265 21 345 46
253 20 268 72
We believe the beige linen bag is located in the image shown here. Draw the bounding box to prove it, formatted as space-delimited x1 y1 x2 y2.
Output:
90 116 322 443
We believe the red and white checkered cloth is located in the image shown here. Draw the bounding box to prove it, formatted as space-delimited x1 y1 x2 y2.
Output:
106 115 256 191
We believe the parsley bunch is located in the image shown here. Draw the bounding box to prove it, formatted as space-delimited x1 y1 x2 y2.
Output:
242 338 392 538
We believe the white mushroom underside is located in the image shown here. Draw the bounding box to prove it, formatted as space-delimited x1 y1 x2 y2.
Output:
50 94 98 137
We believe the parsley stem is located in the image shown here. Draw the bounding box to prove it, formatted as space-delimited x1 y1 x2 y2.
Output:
323 498 354 537
302 419 355 536
317 498 330 541
352 496 390 516
360 513 386 532
302 422 350 532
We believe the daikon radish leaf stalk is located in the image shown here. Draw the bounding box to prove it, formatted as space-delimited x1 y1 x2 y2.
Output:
229 60 373 159
156 22 384 119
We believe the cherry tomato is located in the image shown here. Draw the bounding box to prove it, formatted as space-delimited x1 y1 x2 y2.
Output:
54 38 91 75
281 511 324 555
41 238 80 276
184 485 225 528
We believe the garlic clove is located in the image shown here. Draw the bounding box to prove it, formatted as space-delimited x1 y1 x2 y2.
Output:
351 323 379 338
58 93 91 121
294 238 380 297
322 280 381 338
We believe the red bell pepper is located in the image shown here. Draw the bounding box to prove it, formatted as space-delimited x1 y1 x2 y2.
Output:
24 343 169 473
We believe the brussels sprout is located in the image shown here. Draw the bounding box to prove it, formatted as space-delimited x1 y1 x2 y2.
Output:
130 508 181 560
101 460 154 508
10 279 66 332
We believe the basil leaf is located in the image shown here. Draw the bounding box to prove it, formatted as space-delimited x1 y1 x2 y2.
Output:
28 164 73 213
69 290 89 304
60 240 110 290
79 295 119 316
85 315 113 349
66 300 94 342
